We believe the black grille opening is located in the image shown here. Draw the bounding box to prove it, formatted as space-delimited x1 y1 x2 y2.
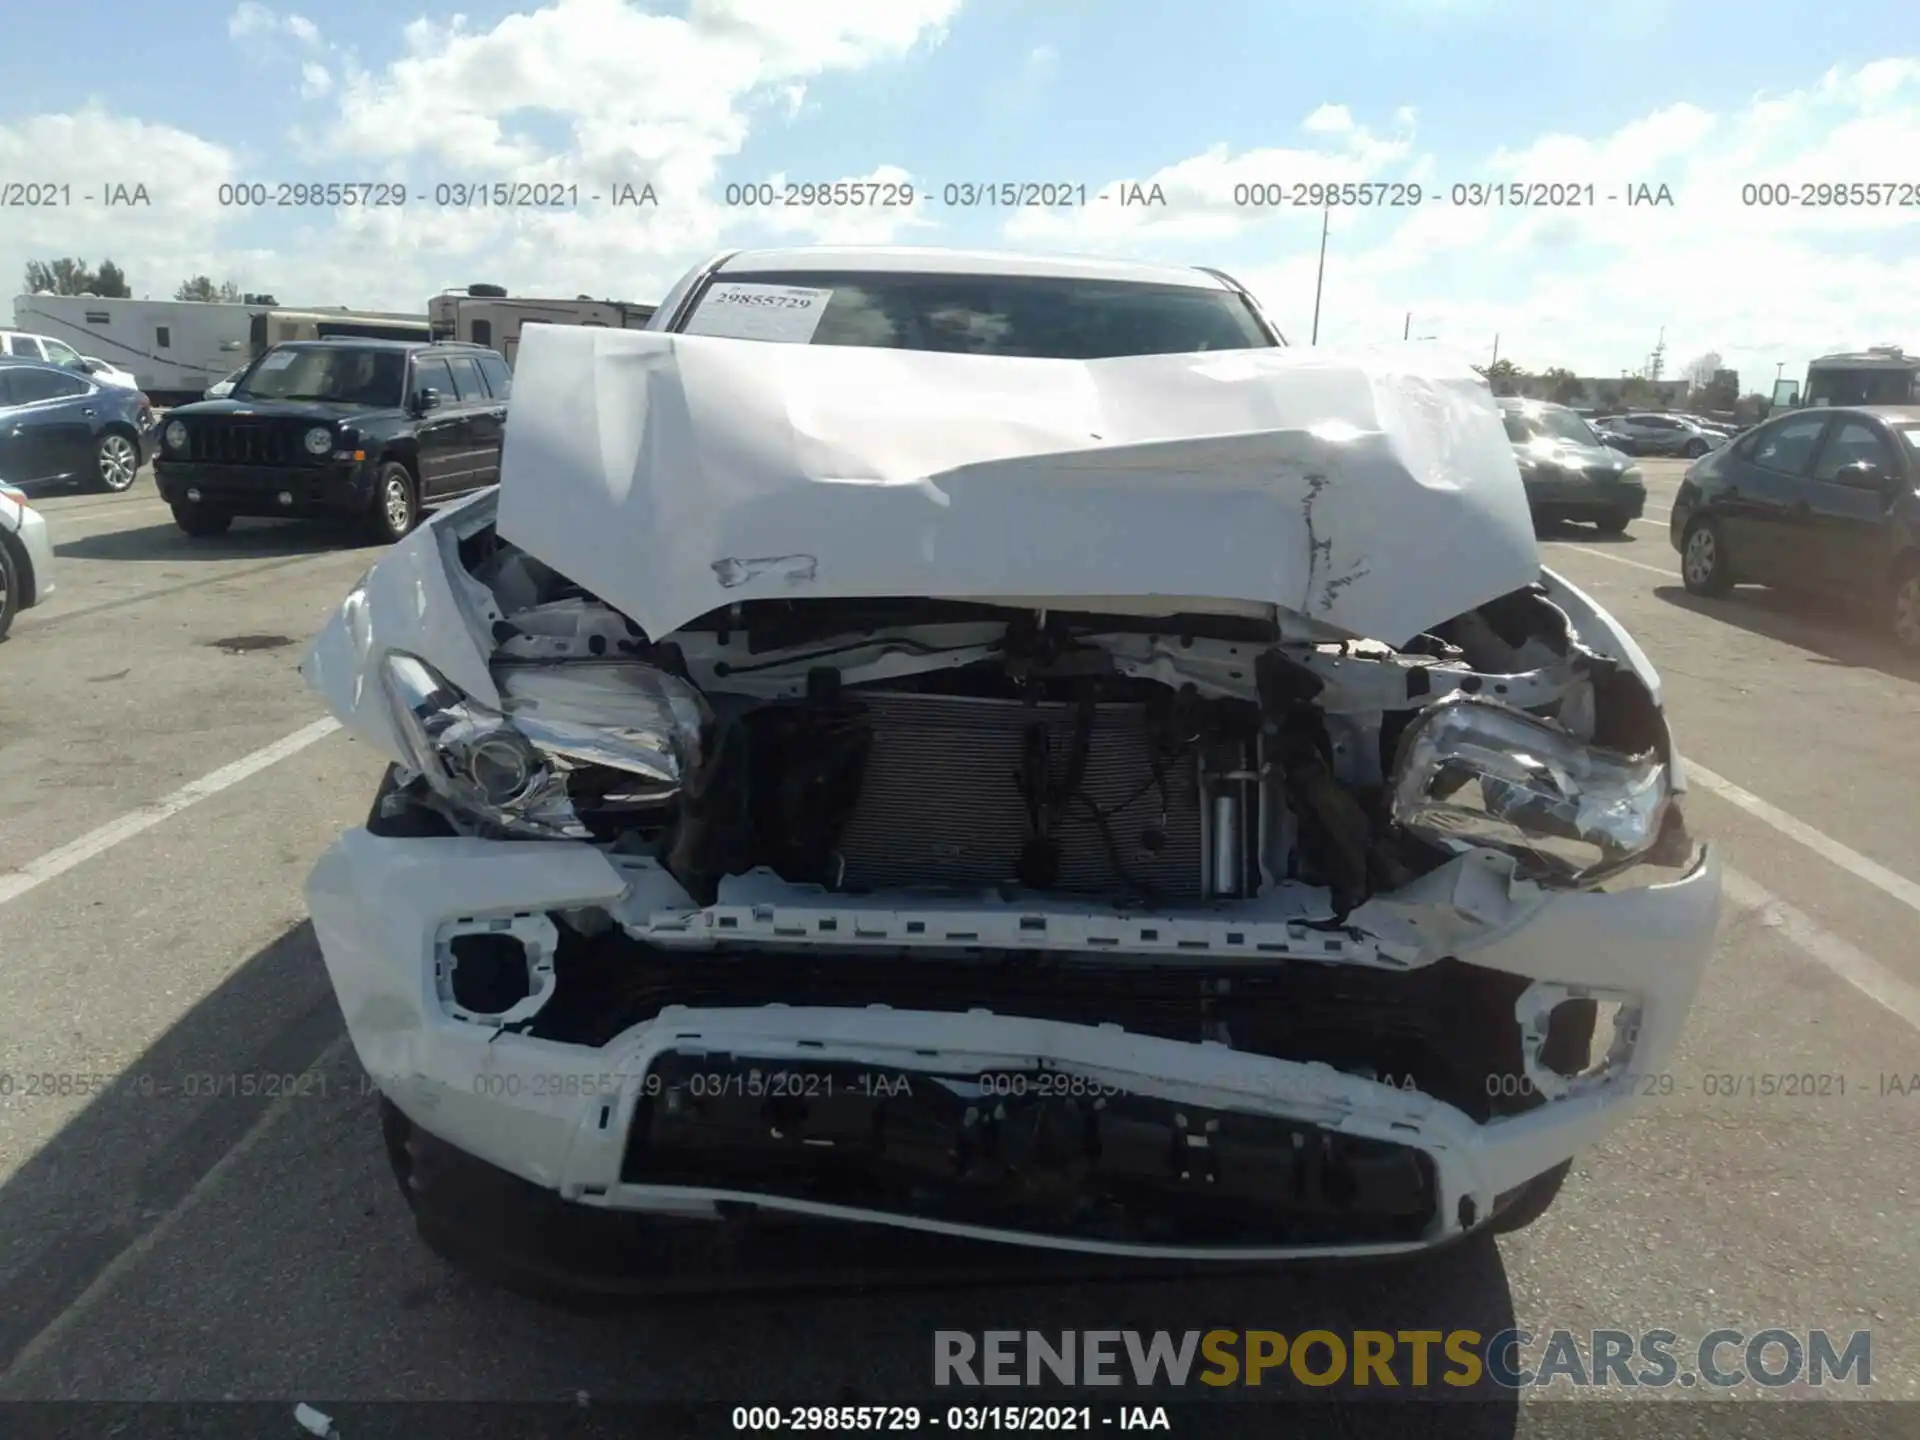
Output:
186 421 301 465
529 925 1548 1124
620 1051 1438 1247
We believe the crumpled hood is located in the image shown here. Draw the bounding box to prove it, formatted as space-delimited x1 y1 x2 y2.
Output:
494 328 1541 647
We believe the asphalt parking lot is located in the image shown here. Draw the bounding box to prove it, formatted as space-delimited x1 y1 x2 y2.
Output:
0 458 1916 1434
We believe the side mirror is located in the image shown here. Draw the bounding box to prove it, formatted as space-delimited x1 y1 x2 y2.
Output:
413 387 441 412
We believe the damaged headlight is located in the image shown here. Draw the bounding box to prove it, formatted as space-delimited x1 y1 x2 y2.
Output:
379 652 710 838
1389 695 1669 882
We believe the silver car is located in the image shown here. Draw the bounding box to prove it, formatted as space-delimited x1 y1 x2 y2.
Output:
0 479 56 640
1603 412 1725 458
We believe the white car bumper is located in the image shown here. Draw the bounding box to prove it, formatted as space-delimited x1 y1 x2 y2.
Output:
308 824 1720 1262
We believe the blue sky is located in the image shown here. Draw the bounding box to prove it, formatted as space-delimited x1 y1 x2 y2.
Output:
4 0 1918 388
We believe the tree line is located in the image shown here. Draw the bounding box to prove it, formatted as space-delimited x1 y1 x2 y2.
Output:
20 256 273 304
1472 355 1765 420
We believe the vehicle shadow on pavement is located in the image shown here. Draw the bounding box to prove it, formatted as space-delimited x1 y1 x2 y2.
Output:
1532 520 1641 546
0 922 345 1389
1654 584 1920 685
0 918 1520 1434
52 521 376 564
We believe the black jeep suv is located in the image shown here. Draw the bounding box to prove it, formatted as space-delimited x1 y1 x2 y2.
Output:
153 338 512 542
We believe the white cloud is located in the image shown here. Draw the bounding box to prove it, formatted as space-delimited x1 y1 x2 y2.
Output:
1302 104 1354 135
748 166 935 246
0 109 240 299
228 2 323 48
1009 63 1920 383
8 17 1917 389
1002 108 1419 249
227 1 273 38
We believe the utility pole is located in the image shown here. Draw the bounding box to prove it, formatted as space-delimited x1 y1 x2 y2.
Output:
1310 205 1329 345
1490 334 1499 367
1403 311 1411 341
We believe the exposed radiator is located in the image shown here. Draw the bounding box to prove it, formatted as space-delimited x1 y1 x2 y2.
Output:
833 691 1209 900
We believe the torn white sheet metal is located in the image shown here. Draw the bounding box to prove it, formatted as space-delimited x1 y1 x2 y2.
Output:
494 326 1541 647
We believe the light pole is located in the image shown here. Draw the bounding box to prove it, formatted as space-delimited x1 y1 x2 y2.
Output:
1403 311 1410 341
1310 205 1329 345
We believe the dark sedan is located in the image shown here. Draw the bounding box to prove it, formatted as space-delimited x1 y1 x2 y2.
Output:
1671 404 1920 652
0 359 156 492
1499 398 1646 533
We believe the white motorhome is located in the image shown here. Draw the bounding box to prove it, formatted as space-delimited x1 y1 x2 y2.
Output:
12 294 264 405
427 285 656 366
246 307 431 358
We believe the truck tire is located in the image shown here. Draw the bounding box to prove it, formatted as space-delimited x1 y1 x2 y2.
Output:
367 462 419 544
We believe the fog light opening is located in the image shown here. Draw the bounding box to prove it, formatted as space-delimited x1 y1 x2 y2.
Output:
433 914 559 1027
1542 997 1630 1082
446 933 533 1014
186 487 202 502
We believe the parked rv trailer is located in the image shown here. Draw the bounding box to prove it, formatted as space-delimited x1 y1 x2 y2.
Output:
13 294 263 405
427 285 657 365
248 308 432 358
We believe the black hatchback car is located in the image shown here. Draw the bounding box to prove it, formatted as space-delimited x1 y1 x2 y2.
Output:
154 338 511 542
0 359 156 492
1670 404 1920 652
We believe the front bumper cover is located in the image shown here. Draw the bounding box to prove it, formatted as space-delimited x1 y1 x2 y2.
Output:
309 827 1721 1263
1524 477 1647 519
155 458 375 517
8 502 56 607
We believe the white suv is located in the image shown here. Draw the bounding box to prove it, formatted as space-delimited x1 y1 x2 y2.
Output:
0 330 138 390
1 329 89 372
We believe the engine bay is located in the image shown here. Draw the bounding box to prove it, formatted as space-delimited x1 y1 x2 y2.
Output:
374 518 1683 927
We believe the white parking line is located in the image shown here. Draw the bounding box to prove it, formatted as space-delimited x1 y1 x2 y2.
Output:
1688 763 1920 921
1722 868 1920 1032
0 717 342 909
1548 543 1677 578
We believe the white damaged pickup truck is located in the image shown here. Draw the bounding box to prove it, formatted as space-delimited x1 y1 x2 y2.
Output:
299 247 1720 1297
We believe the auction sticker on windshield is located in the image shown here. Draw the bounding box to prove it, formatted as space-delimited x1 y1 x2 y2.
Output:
683 283 833 343
257 350 297 370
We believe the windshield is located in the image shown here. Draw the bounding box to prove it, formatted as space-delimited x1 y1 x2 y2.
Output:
680 271 1275 358
233 345 407 405
1504 408 1599 447
1805 367 1920 407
